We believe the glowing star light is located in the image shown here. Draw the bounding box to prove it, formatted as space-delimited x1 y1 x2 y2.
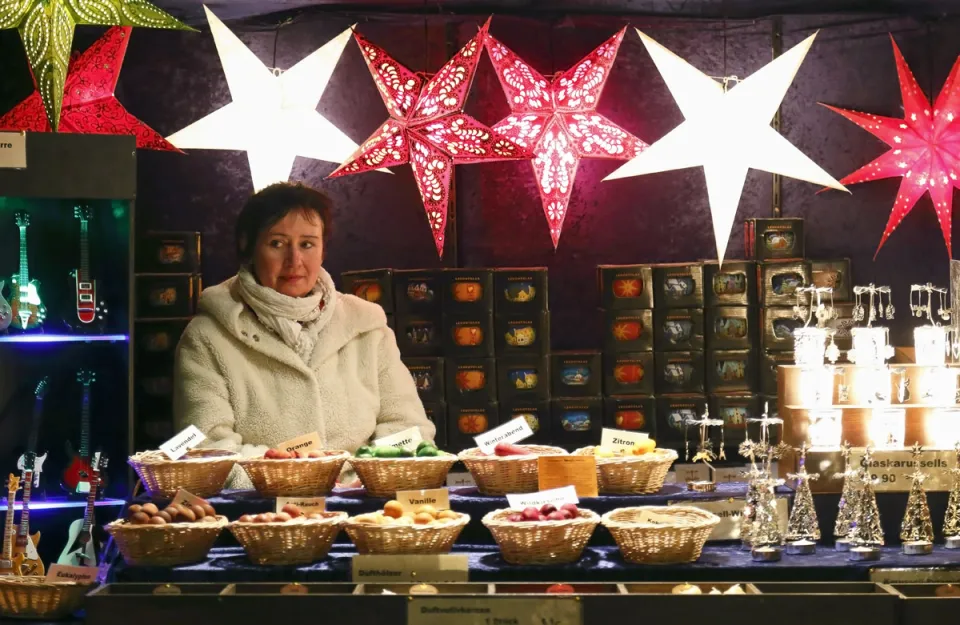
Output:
328 23 533 257
485 27 647 247
605 30 847 264
167 6 360 191
822 36 960 259
0 27 178 151
0 0 192 131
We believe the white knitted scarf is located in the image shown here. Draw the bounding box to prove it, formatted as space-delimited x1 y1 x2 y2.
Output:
235 266 333 359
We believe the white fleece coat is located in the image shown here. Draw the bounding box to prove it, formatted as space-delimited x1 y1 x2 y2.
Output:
173 271 435 488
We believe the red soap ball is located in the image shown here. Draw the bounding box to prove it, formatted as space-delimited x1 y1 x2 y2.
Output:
540 504 557 516
547 511 567 521
546 584 575 594
521 507 540 521
560 504 579 516
507 514 524 522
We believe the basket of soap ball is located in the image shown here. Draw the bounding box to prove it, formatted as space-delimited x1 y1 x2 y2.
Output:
0 577 93 620
481 504 600 565
106 501 227 566
573 440 677 494
229 504 347 566
128 448 238 499
601 506 720 564
349 441 458 498
237 448 350 497
458 443 568 495
343 500 469 554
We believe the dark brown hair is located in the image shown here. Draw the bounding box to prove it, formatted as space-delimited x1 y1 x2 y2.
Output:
235 182 333 263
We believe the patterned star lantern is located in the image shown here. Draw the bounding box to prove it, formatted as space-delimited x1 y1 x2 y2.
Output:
328 23 533 257
485 26 647 247
822 36 960 259
0 0 193 131
0 26 177 150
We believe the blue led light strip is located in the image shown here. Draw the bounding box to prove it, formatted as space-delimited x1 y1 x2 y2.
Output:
0 334 129 344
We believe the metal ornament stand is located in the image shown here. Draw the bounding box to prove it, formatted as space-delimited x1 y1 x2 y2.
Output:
742 403 788 562
848 284 895 366
684 407 724 493
793 286 839 365
911 283 950 365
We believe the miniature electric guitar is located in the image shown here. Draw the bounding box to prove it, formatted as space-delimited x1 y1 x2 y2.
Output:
0 280 11 331
16 452 46 491
0 474 21 576
58 453 105 567
68 204 107 330
9 212 46 331
12 378 48 576
62 370 105 495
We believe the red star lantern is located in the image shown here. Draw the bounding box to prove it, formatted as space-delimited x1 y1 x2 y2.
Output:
328 23 532 257
822 35 960 259
0 26 178 151
485 26 647 248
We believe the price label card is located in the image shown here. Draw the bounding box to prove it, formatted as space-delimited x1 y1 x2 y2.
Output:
852 449 953 492
276 496 326 514
672 497 789 541
537 456 598 498
351 554 468 582
172 489 207 510
276 431 322 455
473 417 534 454
396 488 450 514
159 425 206 460
409 597 582 625
446 471 477 488
713 466 747 484
0 131 26 169
45 564 99 584
600 428 649 452
635 510 677 524
506 485 579 509
668 463 710 485
374 427 424 452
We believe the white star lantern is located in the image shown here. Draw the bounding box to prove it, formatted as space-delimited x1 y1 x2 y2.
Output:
605 30 848 264
167 6 361 191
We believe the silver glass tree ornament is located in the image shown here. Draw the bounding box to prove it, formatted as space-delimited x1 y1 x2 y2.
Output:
900 442 935 555
786 442 820 554
746 403 788 562
848 446 884 562
834 441 860 552
684 407 724 492
944 442 960 549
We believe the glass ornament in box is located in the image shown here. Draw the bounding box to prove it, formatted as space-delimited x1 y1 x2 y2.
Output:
808 409 842 449
927 408 960 450
918 367 958 405
868 407 905 449
848 327 893 366
915 325 948 366
797 366 835 407
857 367 892 406
793 327 827 366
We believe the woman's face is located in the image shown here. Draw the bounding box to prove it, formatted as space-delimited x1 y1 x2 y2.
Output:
253 209 324 298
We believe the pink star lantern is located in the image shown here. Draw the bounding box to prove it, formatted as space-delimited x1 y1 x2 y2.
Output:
822 35 960 259
328 23 532 257
0 26 178 151
485 26 646 248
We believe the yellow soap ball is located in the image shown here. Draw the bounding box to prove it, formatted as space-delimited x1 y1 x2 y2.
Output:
594 447 615 458
383 500 404 518
632 438 657 455
416 504 438 518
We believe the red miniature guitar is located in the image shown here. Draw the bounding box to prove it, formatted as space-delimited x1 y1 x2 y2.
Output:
62 370 105 495
69 204 107 330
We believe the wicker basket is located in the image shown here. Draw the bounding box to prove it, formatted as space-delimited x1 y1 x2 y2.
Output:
343 513 469 554
349 455 459 497
0 576 91 620
229 512 347 565
601 506 720 564
106 516 228 566
458 446 568 495
128 448 238 499
481 508 600 565
237 451 350 497
573 447 678 494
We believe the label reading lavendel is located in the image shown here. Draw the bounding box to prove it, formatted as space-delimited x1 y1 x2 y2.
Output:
600 428 649 452
159 425 206 460
474 417 533 454
276 496 326 514
45 564 99 585
505 485 578 509
374 427 423 452
396 488 450 514
276 431 322 455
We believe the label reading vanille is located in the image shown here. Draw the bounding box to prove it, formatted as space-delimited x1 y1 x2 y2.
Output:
408 597 582 625
396 488 450 514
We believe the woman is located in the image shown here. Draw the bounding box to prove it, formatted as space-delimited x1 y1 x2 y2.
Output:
173 182 435 482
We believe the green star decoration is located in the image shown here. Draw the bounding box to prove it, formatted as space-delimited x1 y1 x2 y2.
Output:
0 0 194 130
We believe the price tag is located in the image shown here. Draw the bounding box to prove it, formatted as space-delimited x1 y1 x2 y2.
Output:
635 510 676 524
276 431 322 455
506 486 578 509
473 417 534 454
45 564 99 584
396 488 450 514
671 497 789 541
351 554 468 582
600 428 649 452
276 496 326 513
713 466 747 484
0 131 26 169
852 449 954 492
668 463 710 485
159 425 206 460
374 427 424 452
446 472 477 488
172 489 207 510
408 597 581 625
537 456 598 498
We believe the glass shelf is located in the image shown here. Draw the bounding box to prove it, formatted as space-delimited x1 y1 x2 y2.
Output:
0 333 129 344
0 497 126 512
